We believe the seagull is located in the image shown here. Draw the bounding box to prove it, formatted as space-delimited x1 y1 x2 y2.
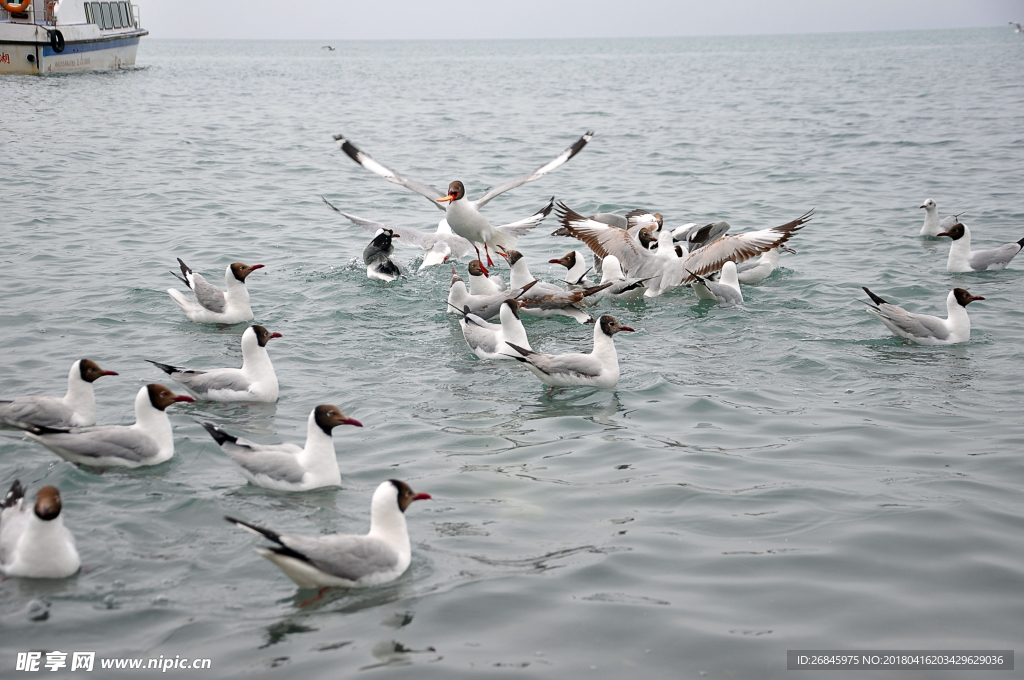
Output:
919 199 961 238
553 202 812 296
332 130 592 265
146 325 281 403
447 270 538 320
321 196 549 271
672 221 731 251
322 45 336 50
201 405 362 491
733 245 795 284
937 222 1024 272
225 479 431 588
0 481 80 578
499 248 611 323
456 298 532 361
1011 22 1022 33
467 259 506 295
588 254 649 302
168 258 264 324
862 287 983 345
363 228 402 281
0 359 117 429
14 384 195 468
688 261 743 305
505 315 634 391
549 250 594 287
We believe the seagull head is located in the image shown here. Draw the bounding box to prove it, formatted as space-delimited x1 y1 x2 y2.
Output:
437 181 465 204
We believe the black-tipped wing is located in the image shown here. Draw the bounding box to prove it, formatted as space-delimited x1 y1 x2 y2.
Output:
679 210 813 282
553 201 655 275
496 198 554 238
332 134 447 211
473 132 594 209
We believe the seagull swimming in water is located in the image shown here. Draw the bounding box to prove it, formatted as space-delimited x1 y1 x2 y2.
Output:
936 222 1024 272
861 287 983 345
225 479 431 588
0 359 117 429
168 258 264 324
202 405 362 491
0 481 80 579
332 131 591 265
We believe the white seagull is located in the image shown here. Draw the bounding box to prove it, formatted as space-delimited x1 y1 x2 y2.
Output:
862 287 983 345
447 271 538 321
1011 22 1022 33
201 405 362 491
506 315 634 391
919 199 961 238
456 298 532 361
332 131 592 265
147 325 281 403
321 196 549 271
0 359 118 429
15 384 195 468
734 245 795 284
937 222 1024 272
0 481 80 579
689 261 743 305
500 248 611 322
549 250 594 287
589 254 649 302
467 259 507 295
553 202 811 296
225 479 431 588
168 258 264 324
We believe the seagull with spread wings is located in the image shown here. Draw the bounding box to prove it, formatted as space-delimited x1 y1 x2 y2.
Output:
331 131 593 266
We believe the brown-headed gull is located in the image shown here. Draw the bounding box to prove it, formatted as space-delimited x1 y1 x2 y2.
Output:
937 222 1024 272
225 479 431 588
553 203 811 297
506 315 634 390
0 359 117 429
147 325 281 403
333 130 590 265
862 287 983 345
549 250 594 287
0 481 80 578
467 259 507 295
201 405 362 491
689 261 743 305
15 384 194 467
168 258 264 324
447 271 538 320
363 228 402 281
919 199 961 238
499 248 611 323
457 298 532 361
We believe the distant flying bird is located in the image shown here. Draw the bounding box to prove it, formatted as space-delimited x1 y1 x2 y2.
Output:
323 45 336 50
1010 22 1022 33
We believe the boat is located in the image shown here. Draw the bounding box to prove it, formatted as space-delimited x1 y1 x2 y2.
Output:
1 0 146 75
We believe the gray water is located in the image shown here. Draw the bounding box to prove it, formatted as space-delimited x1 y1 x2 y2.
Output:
1 29 1023 679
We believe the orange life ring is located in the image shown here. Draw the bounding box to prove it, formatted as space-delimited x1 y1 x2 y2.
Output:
1 0 32 12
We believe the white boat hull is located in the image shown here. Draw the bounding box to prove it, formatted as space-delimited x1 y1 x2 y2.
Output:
0 34 142 74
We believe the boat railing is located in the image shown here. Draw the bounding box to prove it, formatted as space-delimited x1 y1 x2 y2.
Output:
1 1 141 29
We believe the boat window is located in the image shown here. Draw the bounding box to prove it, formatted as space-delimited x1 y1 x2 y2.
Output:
100 2 111 29
90 2 100 25
112 2 122 28
83 2 91 22
123 2 133 26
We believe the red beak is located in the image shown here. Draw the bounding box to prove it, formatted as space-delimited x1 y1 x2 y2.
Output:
251 264 265 270
270 332 283 339
342 417 363 427
174 395 196 403
619 326 635 332
392 234 400 238
972 295 985 302
102 370 119 376
413 493 432 501
548 258 561 264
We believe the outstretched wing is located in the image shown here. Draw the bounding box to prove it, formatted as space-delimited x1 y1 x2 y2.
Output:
332 134 447 211
679 210 813 282
320 197 442 248
552 202 655 275
473 132 594 209
496 198 554 238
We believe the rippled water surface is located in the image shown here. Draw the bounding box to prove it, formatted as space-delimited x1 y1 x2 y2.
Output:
2 30 1023 679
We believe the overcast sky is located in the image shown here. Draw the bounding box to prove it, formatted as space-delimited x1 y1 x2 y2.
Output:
145 0 1022 40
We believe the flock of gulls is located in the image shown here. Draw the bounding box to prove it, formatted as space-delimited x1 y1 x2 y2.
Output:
2 130 1021 592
